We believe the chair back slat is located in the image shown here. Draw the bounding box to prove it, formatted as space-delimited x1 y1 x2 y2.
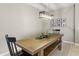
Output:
5 34 18 56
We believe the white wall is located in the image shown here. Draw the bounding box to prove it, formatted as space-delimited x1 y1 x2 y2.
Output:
75 4 79 43
61 6 74 42
60 4 79 44
41 5 75 43
46 5 74 42
0 3 43 55
52 4 79 44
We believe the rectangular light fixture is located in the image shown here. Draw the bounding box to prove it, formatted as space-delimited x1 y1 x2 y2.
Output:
39 11 54 20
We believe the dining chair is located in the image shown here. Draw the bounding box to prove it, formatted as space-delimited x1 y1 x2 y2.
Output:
5 34 31 56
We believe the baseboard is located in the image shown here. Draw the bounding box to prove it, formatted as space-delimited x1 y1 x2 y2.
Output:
75 43 79 46
0 51 9 56
62 40 79 46
62 40 74 44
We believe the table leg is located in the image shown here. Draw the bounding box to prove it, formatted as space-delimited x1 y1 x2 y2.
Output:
38 49 44 56
58 43 62 50
58 37 62 50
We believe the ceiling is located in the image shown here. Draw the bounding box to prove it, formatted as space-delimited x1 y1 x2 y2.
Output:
28 3 74 11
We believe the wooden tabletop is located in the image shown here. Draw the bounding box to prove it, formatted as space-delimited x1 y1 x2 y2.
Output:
16 34 62 55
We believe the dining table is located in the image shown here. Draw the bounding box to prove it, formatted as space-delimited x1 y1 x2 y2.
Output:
16 34 63 56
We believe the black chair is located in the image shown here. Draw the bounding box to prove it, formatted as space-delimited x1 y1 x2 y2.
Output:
5 34 31 56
